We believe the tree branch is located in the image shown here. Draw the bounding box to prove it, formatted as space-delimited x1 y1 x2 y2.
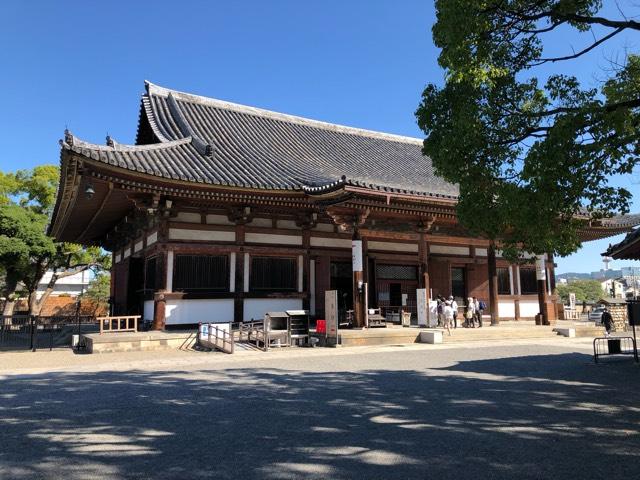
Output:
529 27 625 66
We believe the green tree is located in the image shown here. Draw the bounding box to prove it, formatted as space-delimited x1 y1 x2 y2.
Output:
416 1 640 259
556 279 605 303
0 166 110 316
82 273 111 315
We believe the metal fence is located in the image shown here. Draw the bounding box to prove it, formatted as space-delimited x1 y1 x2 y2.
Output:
0 315 99 352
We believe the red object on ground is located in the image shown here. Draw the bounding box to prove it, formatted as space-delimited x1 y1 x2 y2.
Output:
316 320 326 334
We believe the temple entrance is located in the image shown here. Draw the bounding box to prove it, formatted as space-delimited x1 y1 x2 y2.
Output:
330 261 353 323
451 266 467 305
126 258 145 315
375 264 418 323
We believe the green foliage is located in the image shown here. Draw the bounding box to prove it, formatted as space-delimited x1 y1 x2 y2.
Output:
556 279 605 303
0 165 110 313
416 1 640 259
83 273 111 312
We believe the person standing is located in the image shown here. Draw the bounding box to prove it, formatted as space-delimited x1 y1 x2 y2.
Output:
601 307 613 337
436 296 444 327
449 296 458 329
474 297 485 327
465 297 475 327
443 300 453 336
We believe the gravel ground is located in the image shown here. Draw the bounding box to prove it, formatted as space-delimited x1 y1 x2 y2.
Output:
0 338 639 480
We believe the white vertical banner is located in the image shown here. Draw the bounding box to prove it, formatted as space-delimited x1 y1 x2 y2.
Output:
166 250 174 292
535 256 547 281
325 290 338 342
229 252 236 293
352 240 363 272
569 293 576 311
417 288 428 327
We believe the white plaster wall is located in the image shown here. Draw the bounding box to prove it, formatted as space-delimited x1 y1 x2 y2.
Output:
475 248 488 257
206 214 234 225
367 241 418 253
134 239 143 252
519 300 540 318
176 211 201 223
250 218 273 228
143 300 154 322
429 245 470 256
243 299 303 322
313 223 335 232
498 300 515 319
147 231 158 246
245 233 302 245
310 237 351 249
165 299 235 325
276 219 299 230
169 228 235 242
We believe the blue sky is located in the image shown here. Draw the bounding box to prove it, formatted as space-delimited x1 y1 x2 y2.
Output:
0 0 638 274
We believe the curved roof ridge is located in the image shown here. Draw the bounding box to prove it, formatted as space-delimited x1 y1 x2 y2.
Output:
144 80 424 146
61 133 193 152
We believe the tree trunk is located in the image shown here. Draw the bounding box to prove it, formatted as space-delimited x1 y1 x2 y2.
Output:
28 290 40 316
2 275 19 316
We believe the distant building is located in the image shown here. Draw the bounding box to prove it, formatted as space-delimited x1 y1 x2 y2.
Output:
36 270 91 299
600 278 624 299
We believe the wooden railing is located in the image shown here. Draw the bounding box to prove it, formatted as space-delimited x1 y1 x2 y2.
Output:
199 323 234 354
98 315 140 334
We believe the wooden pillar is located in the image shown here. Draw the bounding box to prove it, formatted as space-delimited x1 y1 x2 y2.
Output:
152 251 168 330
235 224 246 323
488 242 499 325
352 228 365 328
152 292 166 330
302 229 311 311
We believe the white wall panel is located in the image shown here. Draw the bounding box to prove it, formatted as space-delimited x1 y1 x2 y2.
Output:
245 233 302 245
310 237 351 249
367 241 418 253
169 228 235 242
143 300 154 322
243 299 303 322
429 245 470 256
176 211 201 223
165 299 235 325
498 300 515 319
146 231 158 246
206 214 234 225
519 300 540 318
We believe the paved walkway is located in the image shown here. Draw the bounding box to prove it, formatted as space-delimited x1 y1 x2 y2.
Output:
1 337 639 479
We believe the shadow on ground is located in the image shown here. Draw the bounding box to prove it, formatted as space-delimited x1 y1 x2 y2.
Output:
0 352 639 479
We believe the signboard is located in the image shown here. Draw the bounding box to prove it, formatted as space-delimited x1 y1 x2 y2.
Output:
569 293 576 311
535 256 547 281
417 288 428 327
352 240 363 272
325 290 339 342
429 300 438 327
401 293 408 306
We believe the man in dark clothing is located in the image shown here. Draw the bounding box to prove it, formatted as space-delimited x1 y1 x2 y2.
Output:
601 307 614 337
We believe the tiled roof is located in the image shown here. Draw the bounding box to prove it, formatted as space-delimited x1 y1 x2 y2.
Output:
604 227 640 259
130 81 459 198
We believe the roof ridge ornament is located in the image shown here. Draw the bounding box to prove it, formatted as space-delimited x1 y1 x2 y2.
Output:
166 92 214 157
63 128 74 146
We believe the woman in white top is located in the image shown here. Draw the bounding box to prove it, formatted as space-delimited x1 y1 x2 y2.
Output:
443 301 453 336
465 297 476 328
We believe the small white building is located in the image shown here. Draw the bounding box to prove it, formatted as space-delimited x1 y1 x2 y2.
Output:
36 270 92 298
600 278 625 299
